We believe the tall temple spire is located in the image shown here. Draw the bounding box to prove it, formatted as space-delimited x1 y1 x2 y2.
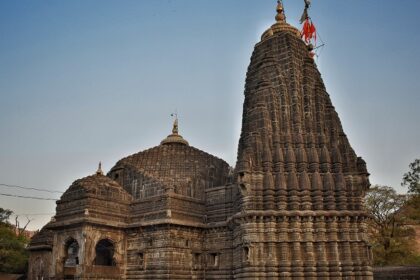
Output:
234 2 373 278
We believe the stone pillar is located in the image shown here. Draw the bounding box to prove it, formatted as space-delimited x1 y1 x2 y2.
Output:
314 216 329 279
290 216 304 279
278 216 291 279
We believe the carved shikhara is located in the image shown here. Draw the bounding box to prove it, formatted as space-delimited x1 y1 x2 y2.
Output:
28 6 373 280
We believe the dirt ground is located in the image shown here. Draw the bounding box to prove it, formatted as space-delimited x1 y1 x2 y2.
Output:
0 274 23 280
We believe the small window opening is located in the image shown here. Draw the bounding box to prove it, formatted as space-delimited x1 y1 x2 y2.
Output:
94 239 115 266
193 253 201 270
243 246 250 262
64 239 79 267
137 252 144 268
209 253 219 267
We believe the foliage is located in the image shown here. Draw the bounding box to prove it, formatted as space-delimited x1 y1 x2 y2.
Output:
365 186 406 251
370 223 420 266
402 159 420 194
397 193 420 228
0 208 12 224
0 208 28 274
365 185 420 266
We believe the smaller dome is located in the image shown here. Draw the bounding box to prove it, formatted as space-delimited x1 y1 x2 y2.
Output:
160 133 189 146
59 173 131 203
28 226 53 250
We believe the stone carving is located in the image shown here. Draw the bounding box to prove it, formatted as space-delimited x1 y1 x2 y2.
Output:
27 3 372 279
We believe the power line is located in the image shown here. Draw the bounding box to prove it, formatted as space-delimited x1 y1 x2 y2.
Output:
0 192 58 201
14 213 55 216
0 183 63 194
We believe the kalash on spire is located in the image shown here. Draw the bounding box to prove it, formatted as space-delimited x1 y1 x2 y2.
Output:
263 0 320 58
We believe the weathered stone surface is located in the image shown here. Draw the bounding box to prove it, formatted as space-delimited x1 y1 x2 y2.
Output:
373 266 420 280
27 3 373 279
232 4 373 279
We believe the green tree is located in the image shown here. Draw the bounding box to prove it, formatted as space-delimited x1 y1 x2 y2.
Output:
0 208 29 274
0 208 12 224
365 185 420 266
402 159 420 194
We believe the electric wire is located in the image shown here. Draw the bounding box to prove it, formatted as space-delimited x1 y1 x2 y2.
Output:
0 183 63 194
0 192 58 201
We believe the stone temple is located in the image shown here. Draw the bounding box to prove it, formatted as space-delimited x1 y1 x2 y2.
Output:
28 2 373 279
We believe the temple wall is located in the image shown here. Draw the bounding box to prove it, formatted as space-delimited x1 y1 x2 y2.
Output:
125 225 207 279
47 225 125 280
167 194 205 222
27 250 53 280
231 213 372 279
204 226 234 279
205 184 237 223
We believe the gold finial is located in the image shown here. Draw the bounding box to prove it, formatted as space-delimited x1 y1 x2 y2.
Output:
172 117 178 134
275 0 286 22
160 113 189 146
96 162 104 175
171 113 178 134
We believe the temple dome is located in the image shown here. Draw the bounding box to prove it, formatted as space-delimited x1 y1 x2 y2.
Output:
28 226 53 250
108 119 230 197
110 144 229 186
160 134 189 145
59 172 132 203
54 170 132 225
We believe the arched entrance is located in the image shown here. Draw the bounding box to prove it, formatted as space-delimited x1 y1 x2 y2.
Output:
64 238 79 267
63 238 79 279
94 239 115 266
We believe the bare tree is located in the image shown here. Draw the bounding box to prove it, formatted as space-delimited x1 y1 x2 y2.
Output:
14 215 32 237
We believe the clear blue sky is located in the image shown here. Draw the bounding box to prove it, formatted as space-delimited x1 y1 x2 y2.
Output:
1 0 419 230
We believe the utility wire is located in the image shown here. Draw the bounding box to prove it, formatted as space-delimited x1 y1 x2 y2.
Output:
14 213 55 216
0 183 63 194
0 192 58 201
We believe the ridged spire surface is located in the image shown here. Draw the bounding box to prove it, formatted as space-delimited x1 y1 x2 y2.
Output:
234 2 373 278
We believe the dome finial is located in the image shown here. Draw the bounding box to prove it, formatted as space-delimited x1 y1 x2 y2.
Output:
96 161 104 175
161 113 189 146
276 0 286 22
171 113 179 134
